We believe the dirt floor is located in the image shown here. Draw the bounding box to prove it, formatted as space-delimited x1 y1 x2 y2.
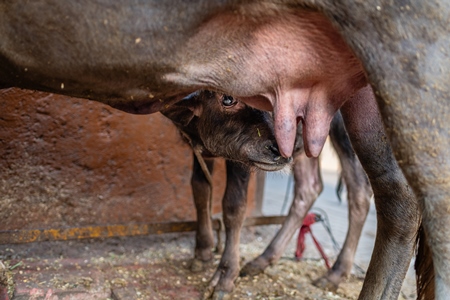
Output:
0 224 369 300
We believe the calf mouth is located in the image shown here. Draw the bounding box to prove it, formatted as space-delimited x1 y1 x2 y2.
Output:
246 142 293 171
252 157 292 171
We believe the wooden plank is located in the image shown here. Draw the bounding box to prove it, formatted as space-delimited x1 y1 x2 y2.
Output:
243 216 286 227
0 216 286 245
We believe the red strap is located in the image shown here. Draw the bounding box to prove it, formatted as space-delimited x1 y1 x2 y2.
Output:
295 225 310 259
309 229 331 269
295 223 331 269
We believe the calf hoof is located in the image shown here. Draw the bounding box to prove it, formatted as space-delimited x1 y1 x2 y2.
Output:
0 262 6 284
240 260 266 277
0 262 10 300
211 290 232 300
312 275 339 292
203 287 232 300
190 258 212 273
204 268 236 300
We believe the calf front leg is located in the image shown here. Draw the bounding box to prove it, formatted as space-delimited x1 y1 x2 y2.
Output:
208 160 250 299
313 112 372 291
241 152 322 276
191 154 215 272
341 86 420 300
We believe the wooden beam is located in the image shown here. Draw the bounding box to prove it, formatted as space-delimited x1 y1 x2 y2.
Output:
0 216 286 245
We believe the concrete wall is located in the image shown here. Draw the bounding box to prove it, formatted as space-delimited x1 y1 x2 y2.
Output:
0 88 257 231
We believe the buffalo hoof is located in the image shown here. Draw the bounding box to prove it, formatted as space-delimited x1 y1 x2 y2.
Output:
190 258 212 273
240 260 266 277
312 275 339 292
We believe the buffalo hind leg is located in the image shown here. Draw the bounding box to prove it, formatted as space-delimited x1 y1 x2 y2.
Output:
313 112 372 291
341 85 420 299
207 160 250 299
368 55 449 299
191 155 215 272
240 152 322 276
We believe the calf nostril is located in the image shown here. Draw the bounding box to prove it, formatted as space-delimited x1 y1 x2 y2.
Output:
268 144 284 162
268 144 280 156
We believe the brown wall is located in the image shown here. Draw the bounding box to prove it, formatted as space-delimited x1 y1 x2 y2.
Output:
0 88 257 230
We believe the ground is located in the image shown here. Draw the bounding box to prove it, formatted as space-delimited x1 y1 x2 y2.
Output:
0 225 365 300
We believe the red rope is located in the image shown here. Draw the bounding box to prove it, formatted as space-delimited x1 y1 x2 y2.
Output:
295 212 331 269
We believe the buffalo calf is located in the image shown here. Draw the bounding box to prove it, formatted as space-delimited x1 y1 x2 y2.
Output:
161 91 291 298
163 92 373 298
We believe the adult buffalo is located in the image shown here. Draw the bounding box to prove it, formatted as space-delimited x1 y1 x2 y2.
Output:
1 1 449 299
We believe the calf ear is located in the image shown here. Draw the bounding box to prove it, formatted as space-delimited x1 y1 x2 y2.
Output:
161 92 203 127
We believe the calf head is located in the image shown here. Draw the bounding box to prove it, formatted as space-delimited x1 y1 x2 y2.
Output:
161 90 291 171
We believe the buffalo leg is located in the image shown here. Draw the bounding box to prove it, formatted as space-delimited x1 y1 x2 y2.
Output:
374 78 450 299
341 85 420 299
241 113 371 292
313 112 372 291
191 154 215 272
207 160 250 299
240 152 322 276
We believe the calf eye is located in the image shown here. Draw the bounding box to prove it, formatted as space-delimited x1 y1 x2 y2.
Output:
222 95 237 107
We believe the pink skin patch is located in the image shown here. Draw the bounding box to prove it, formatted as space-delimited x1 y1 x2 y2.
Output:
222 13 363 158
183 9 366 158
